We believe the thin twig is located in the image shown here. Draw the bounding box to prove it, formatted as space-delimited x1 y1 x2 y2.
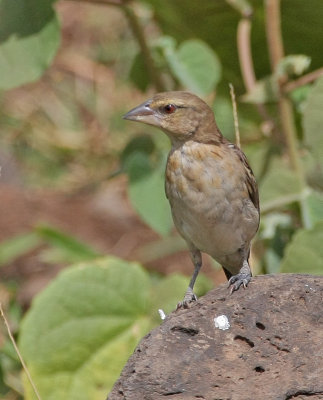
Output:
0 303 42 400
237 18 256 90
283 67 323 93
229 83 240 148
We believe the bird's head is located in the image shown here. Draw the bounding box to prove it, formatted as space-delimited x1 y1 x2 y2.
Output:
123 91 220 144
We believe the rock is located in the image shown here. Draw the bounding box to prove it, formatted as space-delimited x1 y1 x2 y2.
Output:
108 274 323 400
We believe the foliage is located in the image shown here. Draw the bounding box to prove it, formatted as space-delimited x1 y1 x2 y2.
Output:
19 257 209 399
303 76 323 163
280 221 323 274
0 0 322 399
0 225 100 268
0 0 60 89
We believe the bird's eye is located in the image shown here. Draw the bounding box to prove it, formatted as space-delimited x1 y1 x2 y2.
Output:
163 104 176 114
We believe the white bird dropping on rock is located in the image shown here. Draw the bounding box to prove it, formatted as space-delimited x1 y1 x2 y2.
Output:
214 315 230 330
158 309 166 320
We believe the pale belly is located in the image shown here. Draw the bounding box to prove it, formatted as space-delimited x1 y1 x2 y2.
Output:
165 142 259 271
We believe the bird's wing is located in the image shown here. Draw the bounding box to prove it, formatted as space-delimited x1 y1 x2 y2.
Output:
232 144 260 212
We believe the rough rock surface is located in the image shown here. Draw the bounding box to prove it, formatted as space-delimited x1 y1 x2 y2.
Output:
108 274 323 400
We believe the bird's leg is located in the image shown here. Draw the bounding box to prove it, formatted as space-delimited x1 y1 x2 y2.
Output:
177 249 202 309
228 259 252 294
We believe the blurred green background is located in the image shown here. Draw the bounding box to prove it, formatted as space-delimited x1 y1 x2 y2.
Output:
0 0 322 399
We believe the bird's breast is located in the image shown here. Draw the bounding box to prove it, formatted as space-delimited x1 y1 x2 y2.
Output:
166 141 245 217
165 141 258 261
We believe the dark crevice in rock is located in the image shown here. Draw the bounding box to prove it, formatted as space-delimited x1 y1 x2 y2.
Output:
234 335 255 348
170 326 199 336
285 390 323 399
256 322 266 330
162 390 183 396
267 338 290 353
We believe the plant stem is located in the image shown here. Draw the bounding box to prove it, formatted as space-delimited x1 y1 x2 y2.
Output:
265 0 284 71
121 4 166 92
1 304 42 400
66 0 165 92
283 67 323 93
264 0 311 227
236 7 279 140
237 17 256 90
264 0 302 174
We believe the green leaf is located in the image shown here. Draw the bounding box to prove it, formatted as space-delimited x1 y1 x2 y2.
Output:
275 55 311 78
0 233 41 267
0 0 60 90
241 76 279 104
125 152 173 236
280 221 323 274
36 225 100 264
302 75 323 164
212 96 235 141
19 257 208 398
120 135 155 168
260 158 302 211
19 257 152 400
148 0 323 91
162 38 222 95
304 190 323 226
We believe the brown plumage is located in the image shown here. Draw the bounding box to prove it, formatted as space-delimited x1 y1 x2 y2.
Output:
123 91 260 308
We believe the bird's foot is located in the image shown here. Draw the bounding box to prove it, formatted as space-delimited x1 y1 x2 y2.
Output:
228 272 251 294
176 287 197 310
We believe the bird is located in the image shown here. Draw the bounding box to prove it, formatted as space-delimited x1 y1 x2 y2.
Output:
123 91 260 308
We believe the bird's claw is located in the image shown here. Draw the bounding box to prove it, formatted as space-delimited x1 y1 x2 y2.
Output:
176 288 197 310
228 273 251 294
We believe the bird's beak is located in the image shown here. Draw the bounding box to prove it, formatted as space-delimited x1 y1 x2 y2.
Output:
123 101 159 127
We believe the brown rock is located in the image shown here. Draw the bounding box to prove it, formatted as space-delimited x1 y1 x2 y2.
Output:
108 274 323 400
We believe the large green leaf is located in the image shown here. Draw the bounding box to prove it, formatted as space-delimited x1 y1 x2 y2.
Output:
302 76 323 164
19 257 152 400
160 38 222 95
302 190 323 227
19 256 211 399
0 0 60 89
259 158 302 212
280 221 323 274
146 0 323 91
